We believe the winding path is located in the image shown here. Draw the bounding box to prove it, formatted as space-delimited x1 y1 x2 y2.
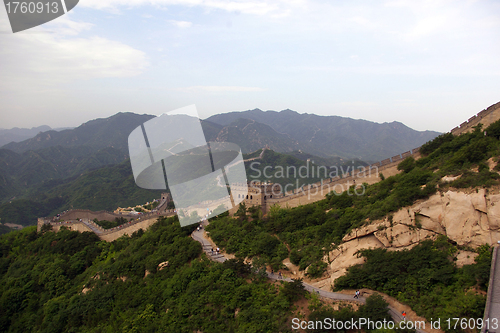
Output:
190 224 424 332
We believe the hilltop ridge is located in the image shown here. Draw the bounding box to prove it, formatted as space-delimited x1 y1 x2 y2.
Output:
206 108 440 161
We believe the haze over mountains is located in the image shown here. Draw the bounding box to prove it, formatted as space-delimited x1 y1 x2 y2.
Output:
0 109 440 226
0 125 53 147
2 109 440 162
2 113 154 154
0 125 76 147
206 109 440 161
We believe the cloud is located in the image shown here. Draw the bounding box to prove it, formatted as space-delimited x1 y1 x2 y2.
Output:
0 11 149 91
408 14 447 38
349 16 373 28
44 14 95 35
79 0 292 16
176 85 264 92
168 20 192 28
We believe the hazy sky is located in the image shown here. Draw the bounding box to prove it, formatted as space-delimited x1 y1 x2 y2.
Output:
1 0 499 132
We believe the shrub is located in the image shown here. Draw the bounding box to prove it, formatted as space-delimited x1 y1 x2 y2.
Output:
281 279 306 302
397 156 416 173
486 119 500 139
306 261 327 278
289 249 302 266
420 133 454 155
358 293 392 323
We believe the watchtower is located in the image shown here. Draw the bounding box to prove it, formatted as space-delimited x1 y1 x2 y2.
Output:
231 181 281 214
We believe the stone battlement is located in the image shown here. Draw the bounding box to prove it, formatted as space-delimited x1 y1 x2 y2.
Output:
450 101 500 136
38 209 177 242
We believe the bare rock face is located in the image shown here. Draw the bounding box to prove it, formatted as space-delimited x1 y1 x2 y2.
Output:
158 261 169 271
327 235 385 284
487 194 500 230
373 224 436 249
343 221 390 242
471 189 488 213
328 189 500 288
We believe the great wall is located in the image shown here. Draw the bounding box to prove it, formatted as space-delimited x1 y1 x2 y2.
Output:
38 101 500 242
38 193 176 242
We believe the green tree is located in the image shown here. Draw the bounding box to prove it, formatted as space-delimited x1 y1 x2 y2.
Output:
236 202 247 221
358 293 391 323
397 157 416 173
281 278 306 303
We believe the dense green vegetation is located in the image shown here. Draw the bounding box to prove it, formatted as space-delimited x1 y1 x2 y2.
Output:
0 146 128 204
206 121 500 329
0 147 360 229
1 114 499 330
306 293 399 333
93 217 129 229
0 196 67 227
143 201 159 210
0 224 11 236
334 237 491 332
0 216 398 332
0 160 163 226
209 121 500 276
0 217 293 332
245 149 367 190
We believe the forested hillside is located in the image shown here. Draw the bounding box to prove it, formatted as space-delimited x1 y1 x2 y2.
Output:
206 108 440 161
0 125 52 147
2 113 154 154
1 119 499 332
245 149 366 189
0 146 127 202
206 120 500 329
0 160 163 226
0 148 361 227
0 217 393 332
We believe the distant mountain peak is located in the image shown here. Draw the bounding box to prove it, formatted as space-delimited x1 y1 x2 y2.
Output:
1 112 155 154
205 108 440 161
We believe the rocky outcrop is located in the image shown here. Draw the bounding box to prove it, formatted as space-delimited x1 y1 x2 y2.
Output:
327 189 500 287
158 261 169 270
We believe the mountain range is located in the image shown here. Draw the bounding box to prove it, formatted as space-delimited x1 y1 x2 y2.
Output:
0 125 74 147
2 109 440 162
0 109 440 226
205 109 440 161
2 113 154 154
